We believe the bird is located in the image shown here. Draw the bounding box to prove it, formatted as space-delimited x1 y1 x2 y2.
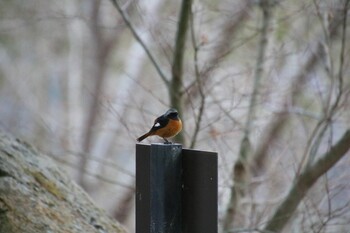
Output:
137 108 182 143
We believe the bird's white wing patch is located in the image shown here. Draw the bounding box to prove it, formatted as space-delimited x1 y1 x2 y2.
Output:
154 122 161 128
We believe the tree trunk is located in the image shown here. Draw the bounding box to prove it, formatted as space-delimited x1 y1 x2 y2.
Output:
0 131 127 233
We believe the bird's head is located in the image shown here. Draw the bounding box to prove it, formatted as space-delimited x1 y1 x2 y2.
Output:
165 108 179 120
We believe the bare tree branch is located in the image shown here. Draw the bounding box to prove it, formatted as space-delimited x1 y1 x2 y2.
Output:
332 0 349 113
184 0 253 106
260 3 350 231
169 0 193 144
223 0 273 229
79 0 110 188
263 129 350 233
251 111 289 175
243 0 272 142
297 0 349 174
189 5 206 149
109 0 169 85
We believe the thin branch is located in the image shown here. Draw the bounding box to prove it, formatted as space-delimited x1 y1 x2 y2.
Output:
109 0 169 85
66 150 134 178
51 154 134 190
170 0 193 144
189 5 206 149
297 0 349 173
223 1 273 229
307 121 330 167
79 0 109 188
332 0 349 113
263 129 350 233
251 111 289 176
183 1 253 103
243 0 272 142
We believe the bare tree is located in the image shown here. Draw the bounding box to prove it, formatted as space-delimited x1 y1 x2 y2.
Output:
78 0 120 188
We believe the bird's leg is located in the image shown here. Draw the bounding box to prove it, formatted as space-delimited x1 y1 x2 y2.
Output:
163 138 172 144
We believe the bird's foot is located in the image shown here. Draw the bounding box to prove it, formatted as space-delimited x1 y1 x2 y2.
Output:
163 138 172 144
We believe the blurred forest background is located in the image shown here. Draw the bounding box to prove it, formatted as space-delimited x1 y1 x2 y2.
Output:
1 0 350 232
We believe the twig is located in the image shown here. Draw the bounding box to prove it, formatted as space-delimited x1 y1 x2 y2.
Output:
183 1 253 104
109 0 169 85
169 0 193 144
243 0 271 141
251 111 288 175
223 0 273 230
51 154 134 190
189 5 206 149
263 129 350 233
79 0 109 188
332 0 349 113
298 0 349 173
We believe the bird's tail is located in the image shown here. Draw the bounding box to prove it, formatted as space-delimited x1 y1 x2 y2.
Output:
137 132 153 142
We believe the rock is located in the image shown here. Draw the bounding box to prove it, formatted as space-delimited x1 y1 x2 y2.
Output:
0 132 127 233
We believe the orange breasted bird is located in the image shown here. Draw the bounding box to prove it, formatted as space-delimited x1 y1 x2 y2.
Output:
137 108 182 143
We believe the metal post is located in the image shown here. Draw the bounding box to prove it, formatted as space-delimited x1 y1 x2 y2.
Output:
136 144 217 233
136 143 182 233
182 148 218 233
